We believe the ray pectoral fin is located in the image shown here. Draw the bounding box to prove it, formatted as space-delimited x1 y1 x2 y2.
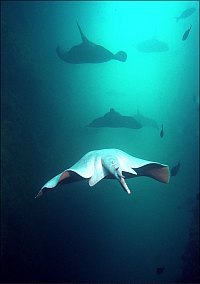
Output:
58 171 71 183
151 165 170 183
35 187 52 199
35 171 77 199
135 163 170 183
35 172 66 199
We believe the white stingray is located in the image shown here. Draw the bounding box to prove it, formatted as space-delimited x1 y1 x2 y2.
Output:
35 149 170 198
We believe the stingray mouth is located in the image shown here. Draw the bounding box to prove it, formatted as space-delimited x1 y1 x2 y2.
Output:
115 167 125 179
110 161 125 180
122 171 137 179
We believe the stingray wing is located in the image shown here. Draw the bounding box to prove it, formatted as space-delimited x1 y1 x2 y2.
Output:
69 151 108 186
116 149 150 172
88 109 121 128
35 151 109 198
116 150 170 183
67 151 95 178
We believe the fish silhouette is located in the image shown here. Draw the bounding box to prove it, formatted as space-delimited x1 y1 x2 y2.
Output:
182 26 192 41
156 266 165 274
176 7 196 22
160 124 164 138
88 108 142 129
170 162 181 176
35 149 170 198
56 22 127 64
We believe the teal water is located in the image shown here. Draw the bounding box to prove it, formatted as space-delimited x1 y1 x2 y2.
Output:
1 1 199 283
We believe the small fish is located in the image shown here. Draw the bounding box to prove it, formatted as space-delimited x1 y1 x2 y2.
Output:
182 26 192 41
160 124 164 138
176 7 196 22
170 162 181 176
156 266 165 274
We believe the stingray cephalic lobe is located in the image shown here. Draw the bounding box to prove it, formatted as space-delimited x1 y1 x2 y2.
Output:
35 149 170 198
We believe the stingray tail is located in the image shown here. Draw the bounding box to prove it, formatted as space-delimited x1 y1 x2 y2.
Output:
114 51 127 62
76 21 89 43
56 46 68 62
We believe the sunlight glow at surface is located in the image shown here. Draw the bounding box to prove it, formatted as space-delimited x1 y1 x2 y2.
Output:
53 1 198 121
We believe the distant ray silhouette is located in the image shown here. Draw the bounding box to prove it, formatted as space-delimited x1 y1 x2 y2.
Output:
136 34 168 53
133 110 159 130
56 22 127 64
88 108 142 129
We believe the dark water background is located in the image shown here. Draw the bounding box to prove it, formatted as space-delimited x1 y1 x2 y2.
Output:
1 1 199 283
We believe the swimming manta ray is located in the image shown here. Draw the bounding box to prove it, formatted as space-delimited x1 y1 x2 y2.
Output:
56 22 127 64
88 108 142 129
35 149 170 198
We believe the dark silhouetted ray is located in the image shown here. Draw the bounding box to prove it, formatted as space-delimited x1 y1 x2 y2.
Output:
56 22 127 64
133 110 159 130
88 108 142 129
136 37 168 53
